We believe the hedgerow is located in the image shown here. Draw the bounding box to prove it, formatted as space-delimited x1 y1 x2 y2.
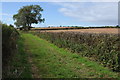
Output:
32 31 120 72
2 23 19 65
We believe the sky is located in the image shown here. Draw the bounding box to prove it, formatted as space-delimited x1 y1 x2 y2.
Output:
1 2 118 27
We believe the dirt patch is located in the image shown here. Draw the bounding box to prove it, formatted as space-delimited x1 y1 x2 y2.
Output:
28 56 41 78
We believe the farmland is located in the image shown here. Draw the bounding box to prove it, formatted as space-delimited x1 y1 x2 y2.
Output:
29 27 120 78
33 28 119 34
2 2 120 79
2 26 120 78
30 28 120 73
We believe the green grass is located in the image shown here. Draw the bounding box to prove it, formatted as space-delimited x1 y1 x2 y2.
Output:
6 36 32 78
22 33 118 78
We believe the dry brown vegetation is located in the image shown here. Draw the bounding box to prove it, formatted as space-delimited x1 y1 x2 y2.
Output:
39 28 119 34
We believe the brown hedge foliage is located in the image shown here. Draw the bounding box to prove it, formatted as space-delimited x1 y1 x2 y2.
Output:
33 31 120 72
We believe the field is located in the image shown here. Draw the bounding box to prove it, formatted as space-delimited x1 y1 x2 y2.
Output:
35 28 119 34
31 28 120 73
2 2 120 79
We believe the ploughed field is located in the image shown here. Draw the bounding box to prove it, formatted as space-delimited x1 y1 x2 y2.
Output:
35 28 119 34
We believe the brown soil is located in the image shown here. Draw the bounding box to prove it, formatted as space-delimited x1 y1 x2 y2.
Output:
38 28 119 34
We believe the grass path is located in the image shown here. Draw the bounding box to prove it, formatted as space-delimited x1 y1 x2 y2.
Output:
22 33 118 78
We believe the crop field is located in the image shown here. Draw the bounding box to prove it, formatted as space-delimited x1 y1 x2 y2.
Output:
35 28 120 34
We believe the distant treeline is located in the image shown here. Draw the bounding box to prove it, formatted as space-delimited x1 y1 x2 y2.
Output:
31 25 120 31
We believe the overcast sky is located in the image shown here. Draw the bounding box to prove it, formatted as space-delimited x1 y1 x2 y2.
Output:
1 2 118 27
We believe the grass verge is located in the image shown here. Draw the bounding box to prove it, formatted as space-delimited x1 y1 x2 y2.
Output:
22 33 119 78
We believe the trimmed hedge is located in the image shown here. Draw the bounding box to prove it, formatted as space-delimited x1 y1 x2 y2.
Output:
32 31 120 72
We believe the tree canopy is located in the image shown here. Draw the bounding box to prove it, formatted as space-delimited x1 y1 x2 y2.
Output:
13 5 45 30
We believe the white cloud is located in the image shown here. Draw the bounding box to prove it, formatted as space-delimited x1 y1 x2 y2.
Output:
1 13 14 25
32 23 48 27
58 2 118 25
0 13 12 16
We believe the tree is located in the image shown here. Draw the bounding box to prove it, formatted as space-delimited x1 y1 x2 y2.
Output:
13 5 45 30
116 25 120 28
9 24 14 28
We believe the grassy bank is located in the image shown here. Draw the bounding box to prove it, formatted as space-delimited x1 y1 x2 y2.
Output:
22 33 118 78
